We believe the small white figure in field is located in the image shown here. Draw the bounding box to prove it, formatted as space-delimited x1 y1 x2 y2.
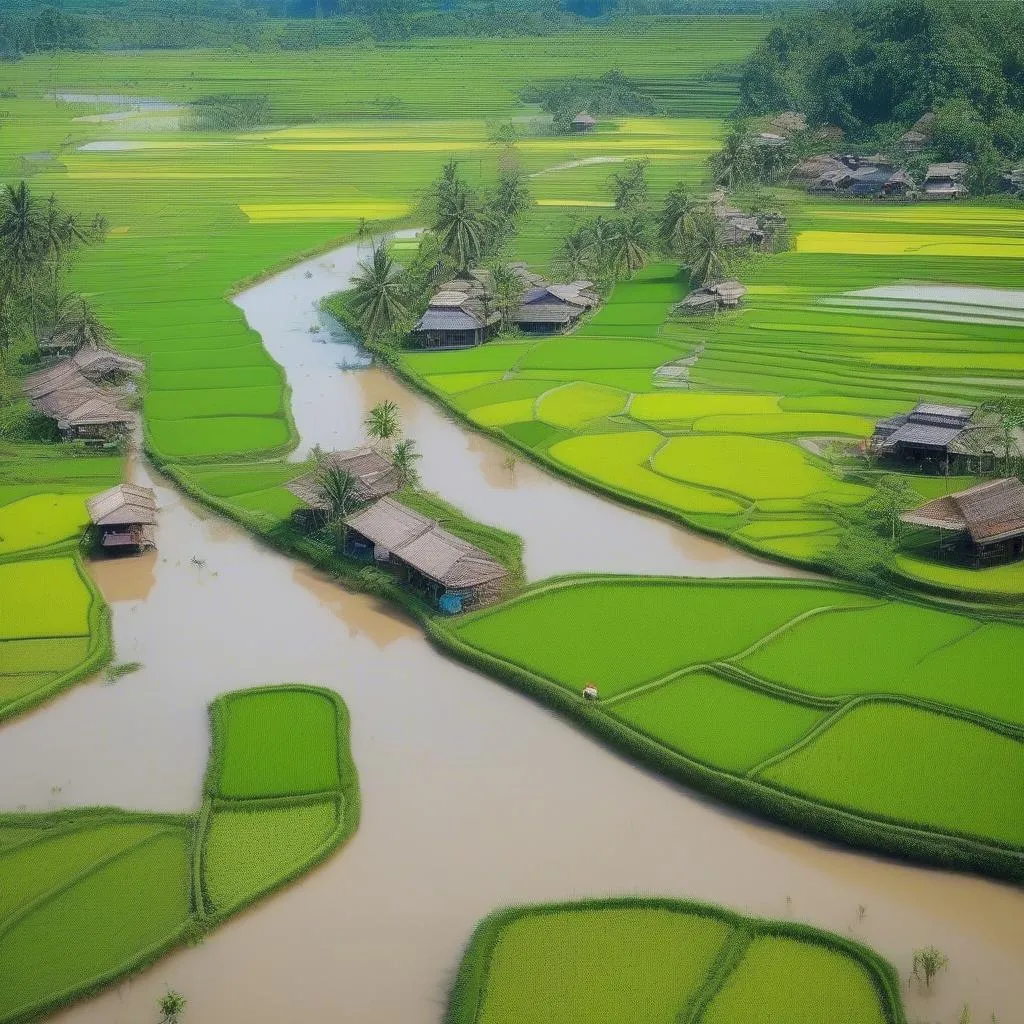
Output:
582 684 599 701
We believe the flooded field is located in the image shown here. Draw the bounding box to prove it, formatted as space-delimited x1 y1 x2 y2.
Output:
2 241 1021 1024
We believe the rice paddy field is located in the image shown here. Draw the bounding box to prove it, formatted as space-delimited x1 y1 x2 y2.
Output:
0 684 358 1024
446 576 1024 877
0 446 118 721
450 898 903 1024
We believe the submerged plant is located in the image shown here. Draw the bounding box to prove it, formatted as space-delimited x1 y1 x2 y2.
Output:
104 661 142 682
157 989 186 1024
911 946 949 988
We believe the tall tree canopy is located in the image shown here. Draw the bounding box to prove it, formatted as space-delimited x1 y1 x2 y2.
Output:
739 0 1024 152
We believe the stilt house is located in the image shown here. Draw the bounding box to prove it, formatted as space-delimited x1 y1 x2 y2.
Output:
87 483 158 553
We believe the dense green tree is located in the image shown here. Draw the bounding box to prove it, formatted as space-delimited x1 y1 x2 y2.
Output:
710 128 754 188
863 475 922 543
47 296 111 352
679 209 728 288
391 437 421 488
608 158 649 214
658 182 701 256
348 243 408 340
488 261 527 322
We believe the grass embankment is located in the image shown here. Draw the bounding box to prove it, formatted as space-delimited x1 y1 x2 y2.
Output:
0 684 359 1024
450 898 905 1024
435 575 1024 881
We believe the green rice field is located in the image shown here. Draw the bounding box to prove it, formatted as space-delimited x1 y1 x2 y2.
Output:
450 898 903 1024
0 684 359 1024
447 576 1024 875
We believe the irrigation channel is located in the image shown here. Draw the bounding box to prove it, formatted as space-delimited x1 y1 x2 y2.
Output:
1 239 1020 1024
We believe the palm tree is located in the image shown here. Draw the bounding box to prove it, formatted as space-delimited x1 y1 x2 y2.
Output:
365 399 401 449
48 296 111 352
0 182 47 304
608 216 650 278
681 210 728 289
608 158 649 214
711 128 754 189
348 244 408 341
488 262 526 323
392 438 422 488
585 217 620 287
553 227 593 281
487 168 531 232
316 465 361 523
659 183 701 255
433 184 486 271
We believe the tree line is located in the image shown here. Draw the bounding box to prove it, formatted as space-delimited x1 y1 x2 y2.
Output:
738 0 1024 175
0 181 110 436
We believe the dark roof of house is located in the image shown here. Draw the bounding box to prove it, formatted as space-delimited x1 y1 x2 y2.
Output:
413 307 484 333
87 483 158 527
879 421 964 450
902 478 1024 543
286 446 400 508
344 497 507 589
572 112 597 126
926 162 968 182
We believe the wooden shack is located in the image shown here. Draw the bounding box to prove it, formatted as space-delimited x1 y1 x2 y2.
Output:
901 478 1024 567
924 162 968 199
286 446 401 525
872 403 977 472
513 281 599 334
676 279 748 316
571 112 597 133
344 496 507 611
86 483 158 553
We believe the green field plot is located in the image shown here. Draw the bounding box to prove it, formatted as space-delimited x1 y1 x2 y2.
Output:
211 687 341 799
148 415 293 461
184 461 306 499
536 382 629 429
450 899 904 1024
0 684 359 1023
405 343 533 377
700 934 888 1024
779 395 912 418
652 435 869 505
470 400 539 428
454 578 868 698
758 702 1024 846
630 391 780 423
549 432 746 515
739 602 1024 723
425 371 505 394
452 378 557 412
611 671 825 772
691 412 874 437
0 824 193 1024
895 553 1024 599
202 799 340 915
520 336 681 371
445 575 1024 876
474 905 730 1024
0 559 92 640
0 495 90 557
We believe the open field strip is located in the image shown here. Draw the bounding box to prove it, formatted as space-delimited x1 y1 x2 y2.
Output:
450 898 904 1024
438 575 1024 879
0 684 358 1024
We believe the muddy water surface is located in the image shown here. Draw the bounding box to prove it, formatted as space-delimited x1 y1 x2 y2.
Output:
2 242 1021 1024
233 238 805 582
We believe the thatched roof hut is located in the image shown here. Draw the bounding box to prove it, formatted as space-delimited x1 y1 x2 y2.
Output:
87 483 158 551
344 496 507 609
286 446 401 510
571 112 597 132
902 478 1024 565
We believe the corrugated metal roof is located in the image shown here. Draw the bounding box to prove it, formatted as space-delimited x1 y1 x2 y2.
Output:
880 422 963 449
413 308 482 332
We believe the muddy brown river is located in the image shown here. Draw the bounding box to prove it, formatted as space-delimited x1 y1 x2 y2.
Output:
2 241 1021 1024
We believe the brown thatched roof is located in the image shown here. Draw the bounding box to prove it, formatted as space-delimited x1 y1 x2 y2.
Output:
902 478 1024 544
87 483 158 527
286 446 401 508
345 497 507 589
72 347 144 378
23 362 93 401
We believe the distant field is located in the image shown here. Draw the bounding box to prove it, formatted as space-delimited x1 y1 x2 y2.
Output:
0 684 358 1023
448 576 1024 876
451 898 902 1024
